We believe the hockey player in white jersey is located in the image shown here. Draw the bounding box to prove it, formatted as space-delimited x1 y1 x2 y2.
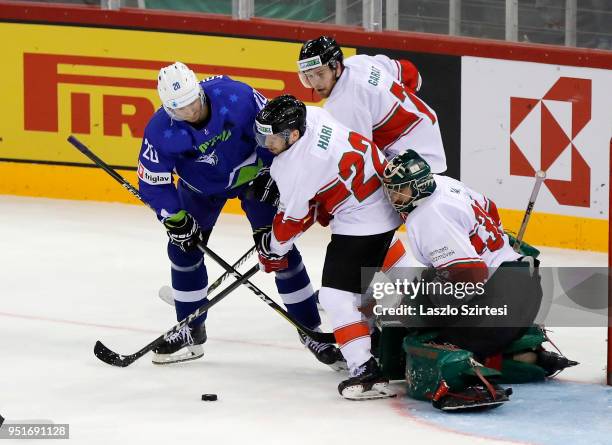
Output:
385 152 521 273
297 36 446 271
254 95 403 400
297 36 445 171
380 150 577 411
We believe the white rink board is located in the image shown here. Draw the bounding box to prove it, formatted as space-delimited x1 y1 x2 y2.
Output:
460 56 612 219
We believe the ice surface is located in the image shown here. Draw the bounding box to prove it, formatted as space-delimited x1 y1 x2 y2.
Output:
0 196 609 444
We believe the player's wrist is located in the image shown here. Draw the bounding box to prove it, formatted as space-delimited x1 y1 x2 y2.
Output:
163 210 188 226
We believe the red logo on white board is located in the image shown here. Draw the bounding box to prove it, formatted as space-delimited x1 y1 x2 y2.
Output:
509 77 591 207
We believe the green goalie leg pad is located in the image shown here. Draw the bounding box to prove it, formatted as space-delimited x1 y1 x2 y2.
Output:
497 359 548 383
402 333 501 401
496 325 549 383
503 325 546 354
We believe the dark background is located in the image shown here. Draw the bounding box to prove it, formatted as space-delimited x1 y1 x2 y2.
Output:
356 47 461 180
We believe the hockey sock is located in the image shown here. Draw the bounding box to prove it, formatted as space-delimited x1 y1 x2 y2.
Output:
318 287 371 369
285 297 321 330
382 234 409 272
168 242 208 325
276 248 320 329
174 298 209 325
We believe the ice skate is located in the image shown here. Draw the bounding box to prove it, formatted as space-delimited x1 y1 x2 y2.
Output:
338 357 396 400
152 323 207 365
299 331 347 371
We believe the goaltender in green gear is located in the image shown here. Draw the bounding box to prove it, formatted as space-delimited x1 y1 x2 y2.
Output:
371 149 578 412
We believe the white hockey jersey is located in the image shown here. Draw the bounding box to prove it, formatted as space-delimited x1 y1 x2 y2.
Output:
404 175 521 270
323 54 447 173
269 106 402 254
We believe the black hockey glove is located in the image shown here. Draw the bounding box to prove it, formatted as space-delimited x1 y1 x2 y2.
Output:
246 168 280 207
162 210 204 252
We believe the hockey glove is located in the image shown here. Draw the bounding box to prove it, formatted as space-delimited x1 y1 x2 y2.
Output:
162 210 204 252
303 201 333 230
257 231 289 273
246 168 280 207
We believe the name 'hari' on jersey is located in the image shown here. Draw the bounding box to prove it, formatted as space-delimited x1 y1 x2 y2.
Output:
269 106 402 250
137 75 270 218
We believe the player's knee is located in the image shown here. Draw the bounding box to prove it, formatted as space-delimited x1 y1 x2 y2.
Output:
318 287 360 318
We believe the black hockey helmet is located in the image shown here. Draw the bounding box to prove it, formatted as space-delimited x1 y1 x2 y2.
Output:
297 36 343 73
254 95 307 147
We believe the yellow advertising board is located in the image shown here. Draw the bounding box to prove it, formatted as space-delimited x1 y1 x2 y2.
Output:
0 22 355 206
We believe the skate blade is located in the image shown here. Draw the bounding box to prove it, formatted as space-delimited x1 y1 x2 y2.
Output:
440 399 507 411
152 345 204 365
342 383 396 401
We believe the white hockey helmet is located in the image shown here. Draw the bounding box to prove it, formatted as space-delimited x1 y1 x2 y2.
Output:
157 62 204 120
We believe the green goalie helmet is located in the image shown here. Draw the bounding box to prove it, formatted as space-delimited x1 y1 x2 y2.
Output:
382 149 437 214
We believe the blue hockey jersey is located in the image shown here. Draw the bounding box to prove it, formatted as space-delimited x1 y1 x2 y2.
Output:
137 75 271 218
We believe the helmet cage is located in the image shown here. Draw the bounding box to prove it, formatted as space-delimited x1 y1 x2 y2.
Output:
383 156 435 213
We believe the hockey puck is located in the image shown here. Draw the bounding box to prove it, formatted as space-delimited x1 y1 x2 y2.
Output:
201 394 218 401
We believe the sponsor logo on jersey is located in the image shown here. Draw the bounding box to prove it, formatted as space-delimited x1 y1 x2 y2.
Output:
428 246 456 264
317 125 333 150
137 162 172 185
198 129 232 154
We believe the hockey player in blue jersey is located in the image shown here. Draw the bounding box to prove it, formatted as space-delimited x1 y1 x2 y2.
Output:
138 62 344 368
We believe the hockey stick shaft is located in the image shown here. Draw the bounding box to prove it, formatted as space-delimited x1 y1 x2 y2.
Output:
198 243 334 343
159 246 256 306
67 136 335 344
208 246 256 294
94 265 259 367
513 170 546 253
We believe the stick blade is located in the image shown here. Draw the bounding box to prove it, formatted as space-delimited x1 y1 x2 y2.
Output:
94 341 134 367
